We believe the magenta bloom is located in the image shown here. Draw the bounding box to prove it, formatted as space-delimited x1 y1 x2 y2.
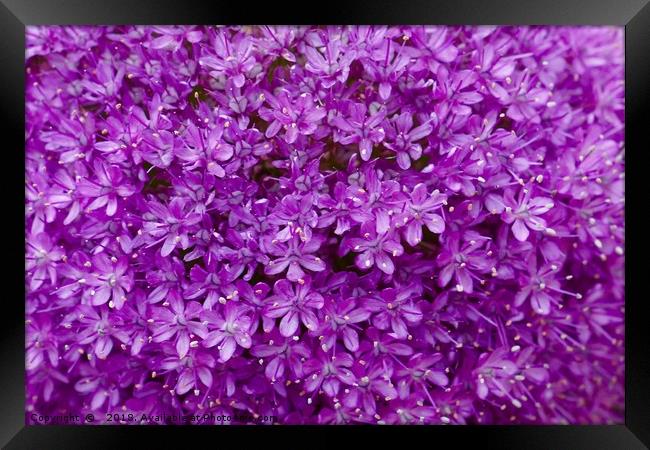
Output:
264 235 326 282
84 253 133 309
259 90 327 144
25 25 624 425
73 305 130 360
25 232 64 290
264 277 325 337
316 296 370 352
76 161 136 216
436 231 494 294
143 197 203 257
395 183 446 246
346 221 404 275
303 349 356 397
202 301 253 362
384 112 433 169
151 295 208 359
331 102 386 161
487 187 555 242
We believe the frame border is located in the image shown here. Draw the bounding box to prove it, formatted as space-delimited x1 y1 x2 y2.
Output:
2 1 648 448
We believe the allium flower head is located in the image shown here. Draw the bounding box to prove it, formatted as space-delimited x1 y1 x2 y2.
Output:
25 25 624 425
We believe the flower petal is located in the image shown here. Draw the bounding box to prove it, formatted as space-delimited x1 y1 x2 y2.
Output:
511 219 530 242
279 310 300 337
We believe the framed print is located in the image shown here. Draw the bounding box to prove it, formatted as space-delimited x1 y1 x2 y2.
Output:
1 0 648 448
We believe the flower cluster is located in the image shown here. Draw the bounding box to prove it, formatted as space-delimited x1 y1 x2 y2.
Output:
25 25 624 425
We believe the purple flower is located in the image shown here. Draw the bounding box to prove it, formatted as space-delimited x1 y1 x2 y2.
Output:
472 347 524 407
358 327 415 363
201 301 253 362
361 38 412 101
26 316 59 371
487 186 555 242
144 255 185 304
116 289 151 355
25 25 625 425
436 231 494 293
46 169 84 225
185 259 238 310
236 280 274 332
26 174 60 234
267 193 319 243
410 26 459 68
264 235 326 282
199 30 256 88
331 102 386 161
76 161 136 216
151 294 208 359
395 183 446 246
395 353 449 400
432 66 484 117
146 26 203 52
303 349 356 397
176 122 234 178
257 26 298 62
72 305 130 360
317 181 354 235
343 361 398 415
514 257 573 315
158 347 216 396
381 399 437 424
142 197 202 257
73 358 124 411
263 277 324 337
383 113 433 169
84 253 134 309
259 90 326 144
348 165 405 234
303 31 356 87
250 331 311 383
489 69 551 123
363 286 423 339
26 232 64 290
346 221 404 275
316 296 370 352
80 59 125 104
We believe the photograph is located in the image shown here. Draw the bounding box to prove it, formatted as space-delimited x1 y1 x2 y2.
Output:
0 0 647 448
24 24 625 425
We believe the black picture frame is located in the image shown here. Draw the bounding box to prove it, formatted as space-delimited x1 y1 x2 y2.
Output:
2 1 648 448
